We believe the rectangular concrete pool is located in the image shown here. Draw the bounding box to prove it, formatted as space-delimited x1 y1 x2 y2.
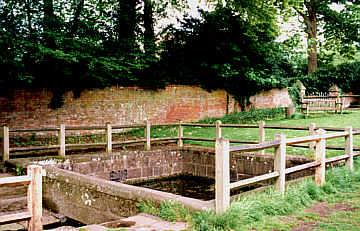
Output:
8 146 311 224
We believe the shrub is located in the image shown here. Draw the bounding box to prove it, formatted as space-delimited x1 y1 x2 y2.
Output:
200 108 285 124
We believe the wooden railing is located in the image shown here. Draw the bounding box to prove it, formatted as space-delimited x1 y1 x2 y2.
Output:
0 122 181 161
215 127 360 213
1 122 359 215
1 121 360 161
0 165 42 230
300 94 348 115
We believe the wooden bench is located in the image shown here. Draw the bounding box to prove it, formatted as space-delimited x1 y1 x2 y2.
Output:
301 96 343 115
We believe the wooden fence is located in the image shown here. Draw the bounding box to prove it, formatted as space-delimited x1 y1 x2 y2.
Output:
301 94 344 115
1 121 360 215
215 127 360 213
1 121 360 161
0 165 42 230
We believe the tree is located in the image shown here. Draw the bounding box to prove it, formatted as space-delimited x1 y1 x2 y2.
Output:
205 0 360 74
142 0 188 57
159 6 292 108
285 0 360 73
144 0 156 57
43 0 58 48
115 0 139 56
69 0 85 37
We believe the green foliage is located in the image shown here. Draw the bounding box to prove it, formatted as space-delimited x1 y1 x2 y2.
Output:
199 108 285 124
0 0 182 105
159 200 189 222
280 0 360 74
137 200 190 222
138 200 159 215
288 81 303 106
301 61 360 94
15 165 25 176
159 6 293 105
1 0 359 109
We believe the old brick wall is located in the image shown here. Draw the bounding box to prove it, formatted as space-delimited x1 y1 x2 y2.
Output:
249 88 293 109
0 85 292 128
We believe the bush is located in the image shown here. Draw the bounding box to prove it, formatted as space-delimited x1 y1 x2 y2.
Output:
199 108 285 124
300 61 360 94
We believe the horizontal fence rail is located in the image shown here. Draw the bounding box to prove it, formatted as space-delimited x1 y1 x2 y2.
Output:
1 120 360 216
1 120 360 161
215 125 359 214
0 165 42 230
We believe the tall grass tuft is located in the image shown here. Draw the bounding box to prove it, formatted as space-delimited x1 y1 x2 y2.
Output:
191 159 360 230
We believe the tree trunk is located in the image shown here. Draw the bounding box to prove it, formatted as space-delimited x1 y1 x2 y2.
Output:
144 0 156 57
304 1 317 74
116 0 138 56
69 0 85 37
43 0 56 47
24 0 34 40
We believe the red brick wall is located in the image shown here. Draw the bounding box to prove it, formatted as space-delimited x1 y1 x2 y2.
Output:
0 85 292 129
249 88 293 109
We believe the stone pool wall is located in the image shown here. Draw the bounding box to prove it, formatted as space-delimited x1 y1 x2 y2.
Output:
58 149 183 181
8 147 311 224
55 147 311 183
182 147 311 181
44 166 209 224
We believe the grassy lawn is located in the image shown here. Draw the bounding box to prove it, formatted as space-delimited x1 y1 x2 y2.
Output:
135 109 360 231
247 167 360 231
149 109 360 158
14 108 359 159
139 158 360 231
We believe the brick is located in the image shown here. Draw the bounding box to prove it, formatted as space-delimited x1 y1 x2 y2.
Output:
0 86 292 130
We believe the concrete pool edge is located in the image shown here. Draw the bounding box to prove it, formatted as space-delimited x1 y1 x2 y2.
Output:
5 146 312 224
42 165 213 224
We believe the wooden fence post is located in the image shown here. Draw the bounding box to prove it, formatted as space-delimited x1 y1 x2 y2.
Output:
1 126 9 161
306 103 310 117
309 123 316 153
259 121 265 155
0 127 2 160
315 129 326 186
178 121 183 148
27 165 42 231
216 120 222 139
345 126 353 171
215 138 230 214
335 97 339 113
106 123 112 154
145 120 151 151
58 124 65 157
274 133 286 194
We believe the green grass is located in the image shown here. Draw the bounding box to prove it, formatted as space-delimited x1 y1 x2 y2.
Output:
134 109 360 230
13 108 360 159
247 167 360 231
137 200 190 222
136 159 360 230
189 159 360 231
147 109 360 158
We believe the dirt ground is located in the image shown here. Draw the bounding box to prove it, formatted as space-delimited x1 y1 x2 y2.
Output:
290 202 356 231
